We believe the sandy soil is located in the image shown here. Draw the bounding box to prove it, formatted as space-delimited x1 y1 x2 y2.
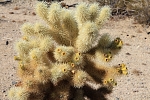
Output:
0 0 150 100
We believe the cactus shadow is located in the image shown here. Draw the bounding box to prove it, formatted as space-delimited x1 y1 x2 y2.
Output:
69 86 112 100
83 86 112 100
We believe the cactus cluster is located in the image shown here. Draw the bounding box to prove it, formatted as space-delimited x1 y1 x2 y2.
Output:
8 2 128 100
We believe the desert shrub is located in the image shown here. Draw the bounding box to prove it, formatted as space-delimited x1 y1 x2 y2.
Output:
88 0 150 24
8 2 128 100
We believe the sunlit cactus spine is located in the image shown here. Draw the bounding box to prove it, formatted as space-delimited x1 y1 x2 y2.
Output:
8 1 128 100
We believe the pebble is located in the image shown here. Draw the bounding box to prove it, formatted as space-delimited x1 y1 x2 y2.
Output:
2 90 6 93
2 15 6 18
13 7 20 10
142 63 147 65
12 20 16 22
12 81 17 85
32 12 36 16
125 43 131 46
9 12 14 14
6 41 9 45
133 90 139 92
126 53 131 55
23 12 27 15
137 29 142 33
131 35 136 38
116 97 120 100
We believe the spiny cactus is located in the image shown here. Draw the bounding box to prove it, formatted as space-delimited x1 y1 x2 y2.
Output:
8 2 128 100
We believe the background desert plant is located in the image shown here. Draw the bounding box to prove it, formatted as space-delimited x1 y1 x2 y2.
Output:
87 0 150 25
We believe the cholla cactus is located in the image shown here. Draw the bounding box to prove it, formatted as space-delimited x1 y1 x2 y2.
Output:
8 2 127 100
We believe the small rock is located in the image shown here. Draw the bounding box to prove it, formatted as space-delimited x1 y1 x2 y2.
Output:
6 41 9 45
137 29 142 33
116 97 119 100
132 69 142 76
2 15 6 18
126 53 131 55
147 32 150 35
12 20 16 22
23 12 27 15
9 12 14 14
125 43 131 46
142 63 146 65
14 6 20 10
2 90 6 93
12 81 17 85
32 12 36 16
133 90 139 92
131 35 136 38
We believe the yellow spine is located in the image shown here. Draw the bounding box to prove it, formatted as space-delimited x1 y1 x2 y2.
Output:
95 48 112 62
95 6 111 29
34 23 51 37
8 87 29 100
61 9 78 45
54 46 74 62
50 63 72 85
15 40 32 62
89 3 100 22
72 52 84 66
39 36 56 53
75 2 90 29
36 2 48 22
47 2 62 32
72 70 88 88
22 77 40 93
34 66 51 84
21 23 34 36
75 21 99 53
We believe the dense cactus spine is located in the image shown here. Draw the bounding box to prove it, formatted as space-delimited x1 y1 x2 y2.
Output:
8 87 29 100
50 63 72 85
96 6 111 29
75 2 90 29
76 21 99 53
89 3 100 22
21 23 35 36
72 70 88 88
9 2 127 100
36 2 49 21
48 2 62 32
34 66 51 83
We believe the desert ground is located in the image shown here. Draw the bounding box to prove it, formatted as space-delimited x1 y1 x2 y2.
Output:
0 0 150 100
